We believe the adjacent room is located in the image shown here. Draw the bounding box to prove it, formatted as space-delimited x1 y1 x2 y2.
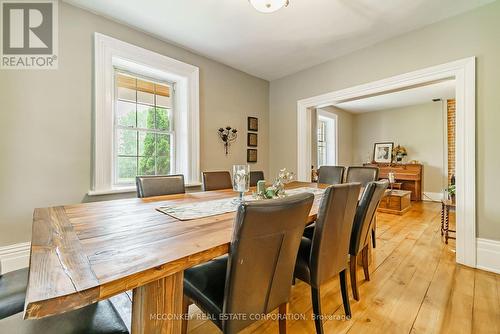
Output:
0 1 499 334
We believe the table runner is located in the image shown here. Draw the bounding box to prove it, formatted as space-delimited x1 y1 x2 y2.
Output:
157 187 325 221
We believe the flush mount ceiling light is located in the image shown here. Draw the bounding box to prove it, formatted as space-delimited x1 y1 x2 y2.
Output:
249 0 289 13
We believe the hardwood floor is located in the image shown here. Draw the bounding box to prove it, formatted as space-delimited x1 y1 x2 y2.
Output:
182 202 500 334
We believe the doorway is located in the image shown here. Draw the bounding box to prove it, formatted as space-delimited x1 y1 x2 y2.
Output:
296 58 476 268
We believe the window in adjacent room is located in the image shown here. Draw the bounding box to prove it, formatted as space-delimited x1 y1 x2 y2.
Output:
317 119 327 167
316 111 337 167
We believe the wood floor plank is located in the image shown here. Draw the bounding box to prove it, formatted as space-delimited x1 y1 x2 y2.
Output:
472 269 500 334
410 245 457 334
440 264 475 333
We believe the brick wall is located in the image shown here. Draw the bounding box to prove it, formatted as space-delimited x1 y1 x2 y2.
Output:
447 99 456 185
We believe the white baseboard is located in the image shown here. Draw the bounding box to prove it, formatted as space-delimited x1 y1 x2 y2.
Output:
0 242 30 274
477 238 500 274
423 192 444 202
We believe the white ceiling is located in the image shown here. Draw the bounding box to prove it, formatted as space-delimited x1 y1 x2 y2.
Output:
64 0 494 80
334 79 455 113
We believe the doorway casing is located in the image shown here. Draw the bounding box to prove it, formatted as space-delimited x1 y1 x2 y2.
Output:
296 57 476 268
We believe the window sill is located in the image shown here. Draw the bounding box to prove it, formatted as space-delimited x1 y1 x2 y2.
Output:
87 182 202 196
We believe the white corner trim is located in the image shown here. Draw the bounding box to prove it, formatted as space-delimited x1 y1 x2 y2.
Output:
297 57 476 268
0 242 30 274
423 192 445 202
476 238 500 274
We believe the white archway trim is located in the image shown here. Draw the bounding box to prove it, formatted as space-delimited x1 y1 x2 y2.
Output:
297 57 476 267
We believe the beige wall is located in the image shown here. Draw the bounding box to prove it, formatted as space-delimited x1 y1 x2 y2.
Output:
269 1 500 241
352 102 445 193
0 3 269 246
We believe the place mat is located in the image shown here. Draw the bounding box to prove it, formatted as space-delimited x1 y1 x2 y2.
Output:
157 186 325 221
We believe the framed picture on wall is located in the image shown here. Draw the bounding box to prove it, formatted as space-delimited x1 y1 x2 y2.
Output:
373 142 394 163
247 133 258 147
248 117 258 131
247 149 257 163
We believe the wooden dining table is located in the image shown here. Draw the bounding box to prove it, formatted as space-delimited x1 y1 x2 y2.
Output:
24 181 329 333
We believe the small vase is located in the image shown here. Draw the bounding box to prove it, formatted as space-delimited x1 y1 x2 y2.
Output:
232 164 250 204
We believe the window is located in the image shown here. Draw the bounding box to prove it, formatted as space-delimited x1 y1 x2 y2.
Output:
316 111 337 167
114 71 174 185
317 120 327 167
92 33 199 195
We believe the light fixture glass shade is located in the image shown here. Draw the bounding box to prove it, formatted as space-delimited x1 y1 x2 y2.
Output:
249 0 289 13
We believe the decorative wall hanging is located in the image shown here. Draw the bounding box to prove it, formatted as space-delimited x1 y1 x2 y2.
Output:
247 149 258 163
218 126 238 155
248 117 258 131
373 142 394 163
247 133 258 147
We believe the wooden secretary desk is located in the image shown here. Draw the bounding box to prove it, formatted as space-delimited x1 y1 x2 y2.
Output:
363 163 423 201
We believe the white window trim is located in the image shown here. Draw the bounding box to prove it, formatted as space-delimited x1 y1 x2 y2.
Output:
317 110 338 166
90 33 200 195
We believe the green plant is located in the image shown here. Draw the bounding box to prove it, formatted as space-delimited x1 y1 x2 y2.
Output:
447 184 456 196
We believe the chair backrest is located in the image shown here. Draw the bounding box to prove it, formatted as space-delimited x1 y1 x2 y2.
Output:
135 175 185 198
202 171 232 191
249 171 265 187
309 183 360 287
350 180 389 255
222 193 314 333
318 166 345 185
346 166 379 187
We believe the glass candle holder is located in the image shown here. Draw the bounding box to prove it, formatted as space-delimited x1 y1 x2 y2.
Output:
232 164 250 203
388 172 396 184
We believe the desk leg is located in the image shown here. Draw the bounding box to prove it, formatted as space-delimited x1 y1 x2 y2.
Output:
132 272 184 334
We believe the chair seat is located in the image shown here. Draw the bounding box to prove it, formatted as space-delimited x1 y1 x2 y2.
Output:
0 267 28 319
0 300 129 334
293 237 313 284
183 256 228 327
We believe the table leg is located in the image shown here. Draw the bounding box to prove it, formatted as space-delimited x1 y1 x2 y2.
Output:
131 271 184 334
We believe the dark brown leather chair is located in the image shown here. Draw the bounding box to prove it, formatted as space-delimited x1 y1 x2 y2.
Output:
346 166 380 247
249 171 265 187
202 171 233 191
293 183 361 334
317 166 345 185
0 266 128 333
183 193 315 334
0 267 28 319
349 180 388 301
135 174 185 198
345 166 379 187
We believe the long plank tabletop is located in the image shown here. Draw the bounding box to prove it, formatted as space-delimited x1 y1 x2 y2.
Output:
24 181 327 333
